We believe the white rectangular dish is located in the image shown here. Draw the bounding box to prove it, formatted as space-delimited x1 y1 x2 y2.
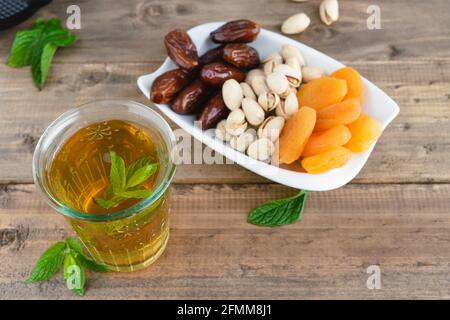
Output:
137 22 399 191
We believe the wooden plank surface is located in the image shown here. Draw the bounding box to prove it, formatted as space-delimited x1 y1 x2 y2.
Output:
0 0 449 300
1 0 450 62
1 184 450 299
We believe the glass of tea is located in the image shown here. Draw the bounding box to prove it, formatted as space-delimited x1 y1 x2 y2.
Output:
32 100 176 272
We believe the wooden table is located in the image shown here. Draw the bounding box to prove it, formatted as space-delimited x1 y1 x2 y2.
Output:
1 0 449 299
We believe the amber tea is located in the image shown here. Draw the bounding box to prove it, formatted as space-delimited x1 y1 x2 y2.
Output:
38 111 175 272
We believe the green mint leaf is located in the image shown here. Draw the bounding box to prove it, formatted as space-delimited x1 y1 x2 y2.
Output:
248 190 309 227
7 17 77 89
66 237 108 273
7 28 43 67
120 189 152 199
126 156 152 181
75 254 109 273
109 151 126 195
93 196 124 210
32 43 57 89
104 183 114 199
66 237 84 255
27 241 66 283
63 252 77 280
64 253 85 296
125 163 157 189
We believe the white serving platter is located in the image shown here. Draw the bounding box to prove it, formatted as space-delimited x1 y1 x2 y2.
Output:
137 22 399 191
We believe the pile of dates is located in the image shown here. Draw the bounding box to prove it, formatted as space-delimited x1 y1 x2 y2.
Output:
151 20 323 163
150 20 261 130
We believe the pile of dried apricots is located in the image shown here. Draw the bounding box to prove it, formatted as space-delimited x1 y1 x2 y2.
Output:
277 67 382 174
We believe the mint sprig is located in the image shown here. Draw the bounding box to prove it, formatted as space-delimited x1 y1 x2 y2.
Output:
94 151 157 210
27 237 108 296
7 17 78 89
248 190 309 227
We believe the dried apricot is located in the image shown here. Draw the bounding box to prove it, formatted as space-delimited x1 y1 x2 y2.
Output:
301 147 352 174
302 125 352 157
345 113 382 152
331 67 364 102
278 106 316 164
297 77 347 111
315 98 361 132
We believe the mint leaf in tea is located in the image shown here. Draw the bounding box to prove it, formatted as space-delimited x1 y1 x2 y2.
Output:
93 151 158 209
47 120 162 214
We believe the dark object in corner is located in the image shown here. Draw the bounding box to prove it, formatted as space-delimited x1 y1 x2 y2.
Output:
0 0 52 30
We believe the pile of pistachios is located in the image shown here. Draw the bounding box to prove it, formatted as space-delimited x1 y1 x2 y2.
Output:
215 44 324 162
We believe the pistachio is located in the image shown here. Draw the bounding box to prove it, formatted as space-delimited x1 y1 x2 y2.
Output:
258 91 280 112
262 53 283 65
247 138 275 162
281 13 311 35
285 57 302 75
230 129 256 152
242 98 265 126
302 66 323 82
280 44 305 67
276 91 298 118
250 74 270 96
222 79 243 111
215 120 232 141
263 59 279 76
240 82 256 100
225 109 247 136
271 141 280 165
257 116 285 141
319 0 339 26
263 53 283 75
245 68 265 85
289 86 298 95
274 64 302 87
266 72 290 98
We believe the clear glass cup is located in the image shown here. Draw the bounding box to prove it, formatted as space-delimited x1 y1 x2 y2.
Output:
32 100 176 272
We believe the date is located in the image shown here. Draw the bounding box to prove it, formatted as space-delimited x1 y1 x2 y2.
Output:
199 46 224 66
198 93 229 129
150 69 191 104
210 20 260 44
164 29 199 71
171 80 212 114
223 43 260 69
200 62 245 87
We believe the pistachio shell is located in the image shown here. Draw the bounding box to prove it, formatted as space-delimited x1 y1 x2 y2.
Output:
242 98 266 126
280 44 305 67
222 79 243 111
302 66 323 82
230 129 256 152
247 138 275 161
266 72 290 98
276 92 298 119
320 0 339 26
257 91 280 112
285 57 302 76
250 75 270 96
240 82 257 100
263 59 279 76
262 53 283 64
245 69 265 85
215 120 231 141
281 13 311 35
225 109 247 136
274 64 302 87
257 116 285 141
